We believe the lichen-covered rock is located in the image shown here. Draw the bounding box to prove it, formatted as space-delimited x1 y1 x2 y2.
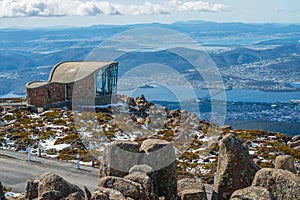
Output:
38 173 84 198
92 187 125 200
98 176 147 200
230 186 274 200
39 190 64 200
140 139 177 200
274 155 297 174
124 172 158 200
252 168 300 200
91 191 108 200
65 192 84 200
99 141 140 178
178 189 207 200
177 178 206 193
25 178 39 200
0 182 5 200
216 133 260 200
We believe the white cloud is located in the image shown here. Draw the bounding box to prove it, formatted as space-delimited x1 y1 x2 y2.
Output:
0 0 229 18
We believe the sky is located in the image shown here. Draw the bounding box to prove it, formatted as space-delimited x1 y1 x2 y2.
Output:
0 0 299 28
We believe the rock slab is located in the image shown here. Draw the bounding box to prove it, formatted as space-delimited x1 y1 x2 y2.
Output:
274 155 297 174
230 186 274 200
216 133 260 200
252 168 300 200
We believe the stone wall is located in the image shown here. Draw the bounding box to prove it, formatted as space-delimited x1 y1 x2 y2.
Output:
27 73 96 108
27 82 66 106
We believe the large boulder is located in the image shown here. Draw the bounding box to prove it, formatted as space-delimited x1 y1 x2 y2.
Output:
274 155 297 174
38 173 84 198
25 178 39 199
0 182 5 200
252 168 300 200
230 186 274 200
140 139 177 200
215 133 260 200
98 176 147 200
124 172 158 200
92 187 125 200
99 141 140 178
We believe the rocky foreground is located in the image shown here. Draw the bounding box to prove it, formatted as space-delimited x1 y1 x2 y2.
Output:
0 134 300 200
0 95 300 199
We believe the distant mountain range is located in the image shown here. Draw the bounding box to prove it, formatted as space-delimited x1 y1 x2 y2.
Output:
0 21 300 95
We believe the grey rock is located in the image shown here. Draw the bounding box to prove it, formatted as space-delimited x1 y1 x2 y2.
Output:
230 186 274 200
177 178 206 194
252 168 300 200
98 176 147 200
65 192 84 200
84 186 92 200
99 141 140 178
25 178 39 200
0 182 5 200
39 190 64 200
274 155 297 174
129 164 154 181
178 189 207 200
93 187 126 200
38 173 84 198
125 172 158 200
216 133 260 200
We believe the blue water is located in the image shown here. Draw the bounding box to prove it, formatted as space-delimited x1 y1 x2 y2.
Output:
119 86 300 103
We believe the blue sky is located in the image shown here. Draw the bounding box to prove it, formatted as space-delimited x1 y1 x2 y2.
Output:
0 0 299 27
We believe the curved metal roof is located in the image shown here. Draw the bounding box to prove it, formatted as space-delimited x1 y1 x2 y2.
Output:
27 61 118 89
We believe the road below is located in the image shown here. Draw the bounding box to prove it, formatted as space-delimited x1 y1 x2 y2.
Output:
0 150 99 193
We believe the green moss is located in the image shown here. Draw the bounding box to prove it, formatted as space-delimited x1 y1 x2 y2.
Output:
260 162 274 168
54 134 79 145
179 151 200 162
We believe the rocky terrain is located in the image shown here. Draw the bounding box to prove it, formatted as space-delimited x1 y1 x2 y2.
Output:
0 95 300 199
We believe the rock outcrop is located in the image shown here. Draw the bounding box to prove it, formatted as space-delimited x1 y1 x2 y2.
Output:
230 186 274 200
274 155 297 174
140 139 177 200
38 173 84 200
252 168 300 200
99 141 140 178
0 182 5 200
215 133 260 200
99 139 177 200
